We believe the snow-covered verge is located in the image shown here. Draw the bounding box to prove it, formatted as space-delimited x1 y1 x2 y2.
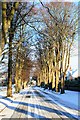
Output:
0 86 28 113
34 86 80 119
35 87 79 107
0 86 80 119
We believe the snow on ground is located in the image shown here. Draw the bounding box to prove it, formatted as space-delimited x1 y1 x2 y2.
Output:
0 87 7 99
0 86 80 119
34 86 80 119
37 87 79 107
0 85 15 99
0 86 30 119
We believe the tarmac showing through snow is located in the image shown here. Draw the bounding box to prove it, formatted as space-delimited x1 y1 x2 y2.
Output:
0 86 80 119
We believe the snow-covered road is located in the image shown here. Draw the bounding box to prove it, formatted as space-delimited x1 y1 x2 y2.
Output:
0 86 79 119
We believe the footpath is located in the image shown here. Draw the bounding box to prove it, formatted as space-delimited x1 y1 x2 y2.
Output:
0 86 80 119
0 87 29 119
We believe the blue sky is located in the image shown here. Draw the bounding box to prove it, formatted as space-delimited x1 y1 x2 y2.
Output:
26 0 79 2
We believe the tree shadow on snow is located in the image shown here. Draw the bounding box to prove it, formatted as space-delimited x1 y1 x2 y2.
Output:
0 97 78 119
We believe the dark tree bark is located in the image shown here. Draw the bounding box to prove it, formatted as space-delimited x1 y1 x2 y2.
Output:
7 27 13 97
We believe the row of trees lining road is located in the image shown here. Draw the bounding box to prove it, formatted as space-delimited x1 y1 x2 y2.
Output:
33 2 78 93
1 2 36 97
1 2 20 96
0 1 78 97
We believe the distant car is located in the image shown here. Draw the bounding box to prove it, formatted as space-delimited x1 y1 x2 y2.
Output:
28 84 30 87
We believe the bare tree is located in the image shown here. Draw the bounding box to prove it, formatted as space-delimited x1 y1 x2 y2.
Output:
36 2 77 93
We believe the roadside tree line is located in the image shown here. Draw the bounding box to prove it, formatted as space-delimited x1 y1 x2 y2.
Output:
34 2 78 93
1 2 36 97
0 1 78 97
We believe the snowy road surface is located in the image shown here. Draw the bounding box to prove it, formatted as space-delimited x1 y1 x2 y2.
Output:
0 86 79 119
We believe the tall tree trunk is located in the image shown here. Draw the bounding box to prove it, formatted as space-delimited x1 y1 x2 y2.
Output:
45 67 48 84
15 62 19 93
1 3 19 56
60 49 65 94
15 47 19 93
48 64 52 83
17 59 22 93
37 74 40 86
61 75 65 94
1 3 7 56
7 28 13 97
55 70 59 92
44 67 48 89
55 60 60 92
52 72 55 90
40 71 43 86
